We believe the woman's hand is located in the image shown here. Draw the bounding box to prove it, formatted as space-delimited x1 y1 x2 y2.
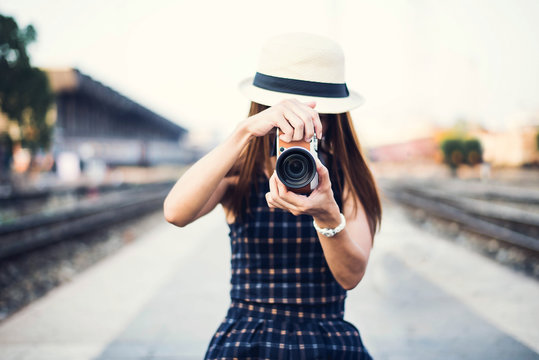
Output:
266 158 372 290
265 158 342 228
244 99 323 142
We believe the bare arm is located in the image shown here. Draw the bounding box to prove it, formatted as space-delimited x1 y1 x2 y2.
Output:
163 99 322 228
163 123 252 227
313 182 372 290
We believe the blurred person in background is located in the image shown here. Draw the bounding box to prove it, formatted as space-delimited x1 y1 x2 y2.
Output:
164 33 381 360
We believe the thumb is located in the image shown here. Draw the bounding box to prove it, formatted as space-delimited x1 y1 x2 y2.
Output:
315 158 330 188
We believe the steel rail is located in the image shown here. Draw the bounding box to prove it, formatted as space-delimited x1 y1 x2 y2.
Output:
382 186 539 253
0 183 173 260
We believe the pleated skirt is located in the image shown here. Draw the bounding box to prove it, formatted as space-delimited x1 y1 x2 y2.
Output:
204 299 373 360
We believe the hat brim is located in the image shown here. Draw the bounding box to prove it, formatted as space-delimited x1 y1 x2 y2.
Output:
238 77 364 114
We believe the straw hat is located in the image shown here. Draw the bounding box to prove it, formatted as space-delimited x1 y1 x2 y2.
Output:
239 33 364 114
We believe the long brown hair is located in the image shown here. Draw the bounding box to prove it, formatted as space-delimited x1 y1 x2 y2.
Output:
225 102 382 242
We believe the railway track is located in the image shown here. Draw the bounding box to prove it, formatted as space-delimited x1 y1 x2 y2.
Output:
379 178 539 255
0 181 174 260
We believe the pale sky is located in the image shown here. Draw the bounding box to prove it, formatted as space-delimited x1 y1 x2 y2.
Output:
2 0 539 146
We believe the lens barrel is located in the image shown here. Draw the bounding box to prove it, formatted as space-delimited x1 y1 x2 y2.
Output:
276 147 316 189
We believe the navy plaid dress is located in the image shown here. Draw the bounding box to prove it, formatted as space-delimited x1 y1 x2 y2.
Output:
204 173 373 360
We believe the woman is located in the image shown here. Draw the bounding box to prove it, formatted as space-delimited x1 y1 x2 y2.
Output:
164 33 381 360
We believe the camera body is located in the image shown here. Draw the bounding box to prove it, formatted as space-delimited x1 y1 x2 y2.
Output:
275 129 319 195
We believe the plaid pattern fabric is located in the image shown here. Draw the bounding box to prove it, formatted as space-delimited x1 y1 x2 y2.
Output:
228 174 346 305
204 299 373 360
205 173 372 359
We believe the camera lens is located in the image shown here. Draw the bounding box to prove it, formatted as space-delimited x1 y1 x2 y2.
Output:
276 147 316 189
285 155 307 178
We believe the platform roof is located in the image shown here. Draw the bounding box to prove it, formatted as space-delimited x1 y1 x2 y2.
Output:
45 68 187 138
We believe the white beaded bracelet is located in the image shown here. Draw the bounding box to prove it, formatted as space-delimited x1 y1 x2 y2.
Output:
313 213 346 237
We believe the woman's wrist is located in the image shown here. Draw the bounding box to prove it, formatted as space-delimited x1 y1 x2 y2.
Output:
312 204 341 229
235 118 256 143
313 213 346 237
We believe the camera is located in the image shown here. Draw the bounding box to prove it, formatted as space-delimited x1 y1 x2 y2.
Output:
275 129 319 194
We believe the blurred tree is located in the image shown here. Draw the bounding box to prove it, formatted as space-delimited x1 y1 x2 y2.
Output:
441 137 483 176
441 138 464 176
463 138 483 166
0 14 53 163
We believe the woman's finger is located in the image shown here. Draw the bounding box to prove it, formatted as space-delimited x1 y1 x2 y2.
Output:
265 192 280 209
288 102 315 141
312 111 323 140
266 188 291 211
271 173 305 212
265 192 273 207
283 110 305 141
314 158 332 192
302 101 322 139
274 173 289 195
268 172 292 209
268 171 280 197
275 117 294 142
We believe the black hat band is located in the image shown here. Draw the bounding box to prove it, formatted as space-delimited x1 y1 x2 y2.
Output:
253 72 349 98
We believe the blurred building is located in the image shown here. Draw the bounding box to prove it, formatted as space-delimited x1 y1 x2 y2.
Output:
364 117 444 164
367 137 439 163
368 116 539 168
472 125 539 167
45 68 190 166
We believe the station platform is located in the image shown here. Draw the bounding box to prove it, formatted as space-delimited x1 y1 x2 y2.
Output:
0 201 538 360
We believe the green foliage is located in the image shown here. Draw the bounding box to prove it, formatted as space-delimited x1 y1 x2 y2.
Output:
440 137 483 169
441 138 464 169
463 138 483 165
0 13 54 153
